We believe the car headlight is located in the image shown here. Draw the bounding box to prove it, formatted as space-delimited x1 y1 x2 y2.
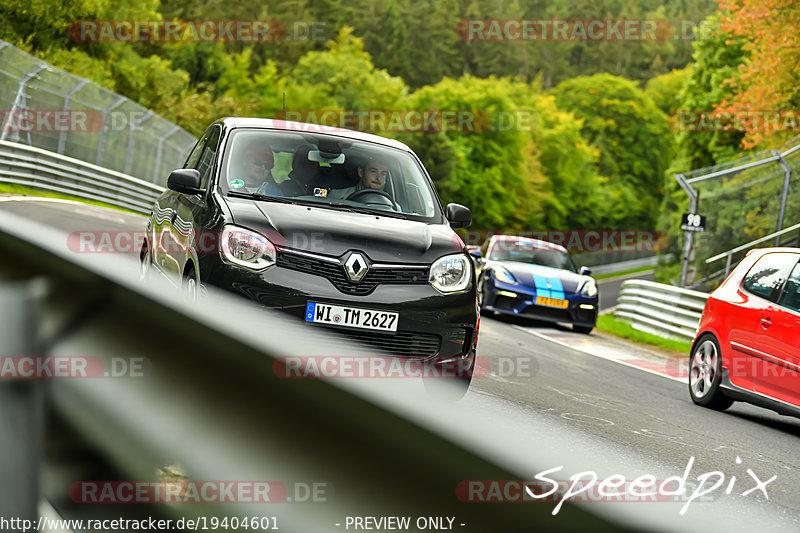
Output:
492 265 517 285
580 279 598 298
429 254 471 293
220 225 276 270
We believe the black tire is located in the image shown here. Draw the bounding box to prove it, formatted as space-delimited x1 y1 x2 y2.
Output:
573 324 593 334
477 275 493 316
689 334 734 410
139 242 151 283
182 265 198 304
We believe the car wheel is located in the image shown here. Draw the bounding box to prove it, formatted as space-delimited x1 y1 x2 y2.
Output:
182 265 198 304
573 325 593 334
139 242 151 283
689 334 734 410
477 276 492 315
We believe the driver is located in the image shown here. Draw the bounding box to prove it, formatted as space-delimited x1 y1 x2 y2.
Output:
329 157 389 200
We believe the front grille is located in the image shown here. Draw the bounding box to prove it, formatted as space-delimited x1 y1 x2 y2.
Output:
493 295 516 310
330 329 441 357
277 251 428 296
521 305 572 322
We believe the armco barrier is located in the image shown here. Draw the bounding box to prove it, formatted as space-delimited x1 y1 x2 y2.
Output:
0 139 164 214
615 279 709 342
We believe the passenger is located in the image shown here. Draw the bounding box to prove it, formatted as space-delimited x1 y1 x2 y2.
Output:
329 157 390 200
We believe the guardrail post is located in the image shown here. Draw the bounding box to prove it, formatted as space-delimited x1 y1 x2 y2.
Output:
675 173 698 287
57 79 88 155
0 63 48 143
124 111 152 175
771 150 792 246
0 281 42 523
95 97 125 166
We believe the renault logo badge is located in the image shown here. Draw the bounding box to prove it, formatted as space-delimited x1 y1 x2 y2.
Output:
345 253 369 282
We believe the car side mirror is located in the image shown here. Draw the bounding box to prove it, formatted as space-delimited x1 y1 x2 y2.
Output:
469 250 482 259
580 266 592 276
168 169 203 195
446 203 471 228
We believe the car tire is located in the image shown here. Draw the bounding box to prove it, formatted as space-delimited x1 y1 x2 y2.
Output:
689 334 734 411
477 276 493 316
573 324 593 334
139 242 151 283
182 265 198 304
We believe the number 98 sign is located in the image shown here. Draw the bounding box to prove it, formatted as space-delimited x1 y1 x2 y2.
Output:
681 213 706 232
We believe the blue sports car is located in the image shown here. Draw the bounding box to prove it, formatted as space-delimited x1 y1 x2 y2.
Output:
473 235 599 333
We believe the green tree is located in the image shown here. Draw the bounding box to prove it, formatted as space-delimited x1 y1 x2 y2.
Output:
552 73 673 228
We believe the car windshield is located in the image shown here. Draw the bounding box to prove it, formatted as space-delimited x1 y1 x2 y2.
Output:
220 128 441 221
489 241 577 272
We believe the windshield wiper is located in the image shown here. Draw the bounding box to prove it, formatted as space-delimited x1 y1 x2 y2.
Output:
324 202 410 219
226 191 298 204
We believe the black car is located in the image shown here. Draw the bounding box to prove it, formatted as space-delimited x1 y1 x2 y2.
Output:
140 117 478 389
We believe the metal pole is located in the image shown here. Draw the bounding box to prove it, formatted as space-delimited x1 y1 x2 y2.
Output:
771 150 792 246
124 110 152 175
0 281 42 523
725 254 732 278
153 125 180 183
57 79 88 155
0 64 48 142
95 97 125 166
676 173 698 287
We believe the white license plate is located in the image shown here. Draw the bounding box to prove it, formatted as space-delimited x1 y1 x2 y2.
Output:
305 302 398 332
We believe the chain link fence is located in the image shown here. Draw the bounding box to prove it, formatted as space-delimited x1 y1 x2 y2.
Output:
0 40 197 185
674 136 800 291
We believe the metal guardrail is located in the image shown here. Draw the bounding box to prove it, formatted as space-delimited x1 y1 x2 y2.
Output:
0 139 164 214
615 279 709 341
0 207 667 532
705 222 800 276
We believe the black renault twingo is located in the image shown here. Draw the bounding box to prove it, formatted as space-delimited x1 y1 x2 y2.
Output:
141 118 478 391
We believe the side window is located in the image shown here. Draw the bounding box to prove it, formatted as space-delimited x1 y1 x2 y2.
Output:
777 261 800 313
184 129 210 170
195 126 221 188
741 253 793 301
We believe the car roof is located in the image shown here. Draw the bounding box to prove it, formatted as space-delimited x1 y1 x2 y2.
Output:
490 235 568 253
216 117 413 152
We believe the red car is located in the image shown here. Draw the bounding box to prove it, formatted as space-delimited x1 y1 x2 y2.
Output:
690 247 800 416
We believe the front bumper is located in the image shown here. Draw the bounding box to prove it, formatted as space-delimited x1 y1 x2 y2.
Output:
201 258 478 361
484 279 598 327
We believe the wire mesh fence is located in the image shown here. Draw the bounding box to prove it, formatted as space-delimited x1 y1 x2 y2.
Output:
676 136 800 291
0 40 197 185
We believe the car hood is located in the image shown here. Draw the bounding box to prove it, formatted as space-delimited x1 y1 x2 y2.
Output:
225 197 462 263
490 261 588 293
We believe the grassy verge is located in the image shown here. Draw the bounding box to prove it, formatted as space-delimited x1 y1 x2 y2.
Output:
594 265 655 280
0 183 142 215
596 313 692 353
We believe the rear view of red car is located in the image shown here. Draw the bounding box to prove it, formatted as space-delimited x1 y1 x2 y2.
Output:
689 248 800 416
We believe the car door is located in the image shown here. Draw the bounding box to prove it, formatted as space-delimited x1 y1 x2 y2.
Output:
159 127 215 281
736 252 797 398
753 255 800 404
173 125 221 280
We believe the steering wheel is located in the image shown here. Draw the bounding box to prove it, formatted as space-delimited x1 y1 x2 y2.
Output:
346 188 397 209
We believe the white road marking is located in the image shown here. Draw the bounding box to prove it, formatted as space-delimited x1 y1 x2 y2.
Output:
513 325 687 384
